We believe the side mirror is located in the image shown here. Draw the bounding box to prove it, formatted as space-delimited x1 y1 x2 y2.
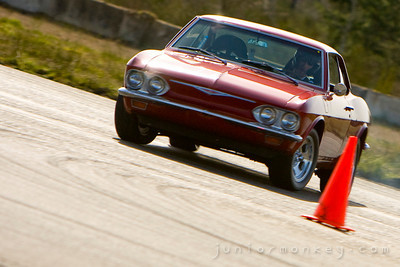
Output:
333 83 347 96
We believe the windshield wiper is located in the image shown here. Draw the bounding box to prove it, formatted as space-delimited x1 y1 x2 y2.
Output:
178 46 227 65
242 59 298 86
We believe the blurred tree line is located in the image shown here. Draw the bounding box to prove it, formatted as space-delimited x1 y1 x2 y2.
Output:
106 0 400 96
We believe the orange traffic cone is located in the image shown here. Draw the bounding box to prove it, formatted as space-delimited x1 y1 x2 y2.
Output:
302 136 358 232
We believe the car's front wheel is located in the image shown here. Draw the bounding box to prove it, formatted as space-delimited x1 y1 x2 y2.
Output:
268 129 319 191
114 95 157 144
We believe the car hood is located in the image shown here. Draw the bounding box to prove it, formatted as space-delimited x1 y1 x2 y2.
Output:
140 50 319 109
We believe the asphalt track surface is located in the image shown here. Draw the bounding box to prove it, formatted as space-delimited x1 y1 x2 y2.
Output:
0 65 399 266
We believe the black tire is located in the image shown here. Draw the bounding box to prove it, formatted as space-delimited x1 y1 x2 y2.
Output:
268 129 319 191
316 169 332 193
317 138 361 193
114 95 157 144
169 136 199 152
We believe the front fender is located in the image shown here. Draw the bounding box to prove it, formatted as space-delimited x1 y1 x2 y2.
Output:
299 115 325 146
126 49 163 70
347 92 371 123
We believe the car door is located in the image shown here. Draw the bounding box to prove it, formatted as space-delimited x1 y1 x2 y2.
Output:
319 53 353 159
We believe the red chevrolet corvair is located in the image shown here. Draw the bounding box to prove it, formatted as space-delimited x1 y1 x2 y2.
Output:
115 15 370 192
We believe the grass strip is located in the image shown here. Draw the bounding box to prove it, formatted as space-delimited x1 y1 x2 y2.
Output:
0 17 126 99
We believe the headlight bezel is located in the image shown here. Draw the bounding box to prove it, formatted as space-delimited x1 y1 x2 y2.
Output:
259 107 277 125
126 69 146 90
253 105 300 132
125 69 170 96
281 112 300 132
147 75 169 95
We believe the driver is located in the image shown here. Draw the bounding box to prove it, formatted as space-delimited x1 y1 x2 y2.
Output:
284 47 321 83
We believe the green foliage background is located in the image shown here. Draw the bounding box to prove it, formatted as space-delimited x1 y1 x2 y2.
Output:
106 0 400 97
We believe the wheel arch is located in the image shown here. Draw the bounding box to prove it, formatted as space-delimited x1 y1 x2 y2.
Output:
304 116 325 145
313 119 325 145
356 122 369 151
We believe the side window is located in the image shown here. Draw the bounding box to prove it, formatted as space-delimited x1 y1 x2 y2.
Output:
328 53 348 93
329 54 340 86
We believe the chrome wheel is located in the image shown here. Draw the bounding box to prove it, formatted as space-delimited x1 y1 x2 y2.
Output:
138 124 153 136
292 135 315 183
268 129 319 191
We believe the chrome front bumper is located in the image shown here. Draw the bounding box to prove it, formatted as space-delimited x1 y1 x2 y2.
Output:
118 88 303 142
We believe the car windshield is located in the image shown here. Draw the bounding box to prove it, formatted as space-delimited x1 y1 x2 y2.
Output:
171 19 323 87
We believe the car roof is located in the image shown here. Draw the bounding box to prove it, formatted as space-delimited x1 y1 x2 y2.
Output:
199 15 338 54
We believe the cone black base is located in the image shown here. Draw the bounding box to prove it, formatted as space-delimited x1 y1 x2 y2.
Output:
302 215 355 232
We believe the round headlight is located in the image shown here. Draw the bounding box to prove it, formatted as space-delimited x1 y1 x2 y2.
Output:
126 70 145 90
148 76 169 95
281 112 299 131
260 107 277 125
